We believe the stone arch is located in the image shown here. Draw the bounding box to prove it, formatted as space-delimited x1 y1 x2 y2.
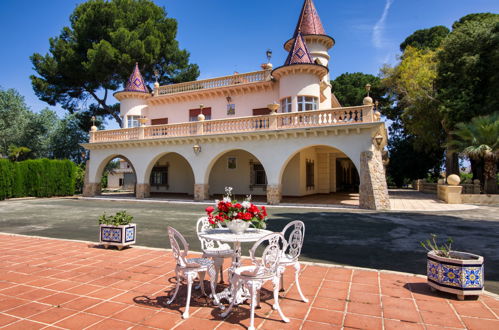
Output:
94 154 138 195
205 148 270 198
142 151 195 196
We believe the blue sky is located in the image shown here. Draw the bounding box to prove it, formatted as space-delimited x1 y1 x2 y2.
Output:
0 0 498 127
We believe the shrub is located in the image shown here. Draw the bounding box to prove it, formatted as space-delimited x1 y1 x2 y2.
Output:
0 158 76 199
98 210 134 226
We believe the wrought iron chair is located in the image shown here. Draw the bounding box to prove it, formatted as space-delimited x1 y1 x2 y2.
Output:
196 217 234 284
166 226 220 319
221 232 289 330
278 220 308 303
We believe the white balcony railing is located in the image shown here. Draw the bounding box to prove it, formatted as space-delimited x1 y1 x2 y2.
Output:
156 70 271 95
90 106 375 143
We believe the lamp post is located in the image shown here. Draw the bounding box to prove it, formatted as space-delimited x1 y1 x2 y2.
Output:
266 49 272 63
193 144 201 155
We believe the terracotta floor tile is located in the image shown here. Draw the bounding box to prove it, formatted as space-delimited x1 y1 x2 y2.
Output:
325 268 352 282
312 296 346 311
279 300 310 319
302 320 342 329
84 301 128 316
16 288 56 301
0 297 30 310
140 311 180 328
2 319 46 329
111 305 158 323
416 299 454 313
451 300 497 319
29 307 76 324
350 283 379 294
306 307 343 325
38 292 79 306
461 316 499 330
62 296 102 310
317 287 348 300
382 296 420 323
344 313 382 330
0 313 20 327
86 318 135 330
384 319 425 330
348 301 382 317
176 316 222 329
381 286 414 299
65 283 102 295
0 284 37 296
4 302 51 318
87 287 126 300
419 310 463 328
349 291 380 304
260 315 302 329
53 312 104 328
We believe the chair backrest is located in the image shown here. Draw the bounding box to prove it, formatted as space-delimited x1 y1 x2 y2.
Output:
249 233 287 277
196 217 216 250
167 226 189 267
281 220 305 261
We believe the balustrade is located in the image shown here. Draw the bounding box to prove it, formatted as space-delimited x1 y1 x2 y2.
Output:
90 106 374 143
157 71 269 95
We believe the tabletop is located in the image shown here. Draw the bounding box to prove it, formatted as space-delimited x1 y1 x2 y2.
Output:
199 228 272 243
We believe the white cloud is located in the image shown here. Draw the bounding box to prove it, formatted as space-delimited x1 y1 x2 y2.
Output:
372 0 394 49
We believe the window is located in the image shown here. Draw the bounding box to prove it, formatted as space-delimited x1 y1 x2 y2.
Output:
227 157 237 169
189 107 212 122
127 115 140 128
150 166 168 187
281 97 292 113
250 161 267 186
297 96 318 112
306 159 314 190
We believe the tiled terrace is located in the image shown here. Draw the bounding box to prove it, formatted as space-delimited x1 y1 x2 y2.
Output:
0 234 497 329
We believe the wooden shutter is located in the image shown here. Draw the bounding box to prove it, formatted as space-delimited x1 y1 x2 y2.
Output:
151 118 168 125
252 108 271 116
189 107 212 117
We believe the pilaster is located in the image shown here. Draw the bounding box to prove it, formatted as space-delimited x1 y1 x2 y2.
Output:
359 150 390 210
136 183 150 199
194 184 209 201
266 185 282 205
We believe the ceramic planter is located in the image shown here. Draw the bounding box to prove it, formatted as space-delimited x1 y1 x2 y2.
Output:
226 219 250 234
99 223 136 250
427 250 484 300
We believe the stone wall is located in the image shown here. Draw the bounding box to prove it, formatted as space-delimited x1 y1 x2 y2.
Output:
194 184 209 201
461 194 499 204
136 183 150 199
266 185 282 205
359 149 390 210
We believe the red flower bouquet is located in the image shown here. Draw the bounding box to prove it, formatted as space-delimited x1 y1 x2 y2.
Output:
205 187 268 229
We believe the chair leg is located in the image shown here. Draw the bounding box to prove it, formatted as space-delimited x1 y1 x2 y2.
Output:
183 273 193 319
248 283 258 330
199 271 207 296
279 271 285 292
293 262 309 303
208 265 220 307
272 276 290 323
213 257 223 284
167 269 181 305
220 276 239 318
219 258 225 284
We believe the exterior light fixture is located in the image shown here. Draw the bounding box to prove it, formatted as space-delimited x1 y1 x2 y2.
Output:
266 49 272 63
374 134 383 147
193 144 201 155
365 83 371 96
226 96 232 103
91 116 96 126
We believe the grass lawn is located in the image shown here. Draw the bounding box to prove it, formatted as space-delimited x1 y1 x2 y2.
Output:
0 197 498 294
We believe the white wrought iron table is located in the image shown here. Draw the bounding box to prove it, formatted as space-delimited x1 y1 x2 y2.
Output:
198 227 272 306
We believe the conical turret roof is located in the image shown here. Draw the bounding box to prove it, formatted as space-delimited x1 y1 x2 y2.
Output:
125 63 149 93
284 31 314 65
294 0 326 36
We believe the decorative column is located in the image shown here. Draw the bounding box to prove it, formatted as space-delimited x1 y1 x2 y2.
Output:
136 183 150 199
194 184 209 201
83 183 101 197
266 185 282 205
359 149 390 210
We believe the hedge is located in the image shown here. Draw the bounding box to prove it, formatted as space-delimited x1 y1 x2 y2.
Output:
0 159 76 200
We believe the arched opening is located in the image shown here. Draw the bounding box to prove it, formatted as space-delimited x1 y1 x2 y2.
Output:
208 149 268 202
280 145 359 206
146 152 195 199
97 155 137 197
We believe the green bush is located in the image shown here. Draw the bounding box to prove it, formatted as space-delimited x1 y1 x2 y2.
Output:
0 158 76 200
98 210 134 226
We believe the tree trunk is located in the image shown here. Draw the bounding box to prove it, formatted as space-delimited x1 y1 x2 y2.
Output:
483 154 497 194
470 158 484 193
445 149 459 176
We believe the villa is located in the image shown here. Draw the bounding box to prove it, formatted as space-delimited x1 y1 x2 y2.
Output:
82 0 390 210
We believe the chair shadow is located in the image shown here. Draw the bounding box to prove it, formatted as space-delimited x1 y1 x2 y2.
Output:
133 277 285 326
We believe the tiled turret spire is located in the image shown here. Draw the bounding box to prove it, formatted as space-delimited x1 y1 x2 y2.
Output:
124 63 149 93
293 0 326 36
284 31 313 65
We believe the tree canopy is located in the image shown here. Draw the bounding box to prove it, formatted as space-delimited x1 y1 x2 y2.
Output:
331 72 387 108
30 0 199 127
399 25 450 52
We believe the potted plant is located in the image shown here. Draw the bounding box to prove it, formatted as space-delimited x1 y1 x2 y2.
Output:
205 187 268 234
99 210 136 250
421 234 484 300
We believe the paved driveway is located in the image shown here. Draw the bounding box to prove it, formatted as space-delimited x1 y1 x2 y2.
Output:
0 198 498 294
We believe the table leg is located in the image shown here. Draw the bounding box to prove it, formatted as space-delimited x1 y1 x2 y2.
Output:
216 241 249 306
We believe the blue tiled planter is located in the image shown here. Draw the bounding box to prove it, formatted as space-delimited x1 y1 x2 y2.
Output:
427 250 484 300
99 224 136 250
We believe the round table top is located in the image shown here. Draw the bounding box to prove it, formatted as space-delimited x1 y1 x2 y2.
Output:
199 228 272 243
